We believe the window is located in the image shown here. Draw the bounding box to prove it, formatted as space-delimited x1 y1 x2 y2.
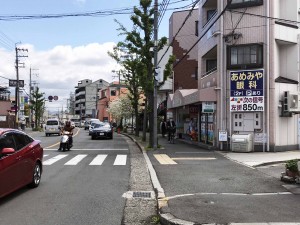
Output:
227 44 263 69
195 67 198 80
13 133 28 151
207 10 217 22
206 59 217 75
195 21 199 36
228 0 263 9
111 90 116 96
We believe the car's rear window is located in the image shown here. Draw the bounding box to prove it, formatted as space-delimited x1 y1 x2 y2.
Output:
47 121 58 125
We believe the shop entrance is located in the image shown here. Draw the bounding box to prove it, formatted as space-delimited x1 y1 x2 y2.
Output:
200 113 214 145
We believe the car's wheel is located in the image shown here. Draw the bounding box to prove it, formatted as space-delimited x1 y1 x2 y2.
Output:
28 163 42 188
91 135 95 140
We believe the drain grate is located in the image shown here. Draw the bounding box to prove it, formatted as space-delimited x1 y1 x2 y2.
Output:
132 191 152 198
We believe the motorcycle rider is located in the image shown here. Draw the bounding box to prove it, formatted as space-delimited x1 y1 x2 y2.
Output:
58 120 74 151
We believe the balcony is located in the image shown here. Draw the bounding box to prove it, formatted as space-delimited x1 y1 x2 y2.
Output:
274 21 299 44
200 69 218 89
75 91 86 97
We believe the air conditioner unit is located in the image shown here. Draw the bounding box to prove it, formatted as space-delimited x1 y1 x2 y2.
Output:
283 91 300 112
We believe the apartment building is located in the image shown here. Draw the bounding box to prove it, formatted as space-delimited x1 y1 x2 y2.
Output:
97 81 128 122
168 0 300 151
167 8 199 136
74 79 109 120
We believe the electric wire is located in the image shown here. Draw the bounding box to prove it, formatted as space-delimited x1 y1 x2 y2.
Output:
174 0 232 69
158 0 200 65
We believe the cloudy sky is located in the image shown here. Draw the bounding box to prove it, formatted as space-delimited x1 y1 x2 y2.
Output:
0 0 194 111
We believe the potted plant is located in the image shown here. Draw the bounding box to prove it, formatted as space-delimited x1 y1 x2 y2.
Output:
285 159 299 178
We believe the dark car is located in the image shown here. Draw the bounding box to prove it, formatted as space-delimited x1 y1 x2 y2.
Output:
0 128 43 198
91 122 113 140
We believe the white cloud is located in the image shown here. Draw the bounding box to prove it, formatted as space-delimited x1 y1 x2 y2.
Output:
0 42 120 111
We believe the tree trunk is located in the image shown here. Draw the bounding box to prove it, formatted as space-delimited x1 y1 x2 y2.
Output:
142 98 147 142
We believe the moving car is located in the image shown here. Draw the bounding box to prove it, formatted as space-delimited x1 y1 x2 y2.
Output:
0 128 43 198
45 118 61 136
91 122 113 140
88 120 101 135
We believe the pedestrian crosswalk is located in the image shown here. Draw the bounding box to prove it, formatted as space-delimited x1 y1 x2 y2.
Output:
43 154 127 166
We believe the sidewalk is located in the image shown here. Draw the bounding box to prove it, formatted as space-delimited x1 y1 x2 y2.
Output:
125 131 300 225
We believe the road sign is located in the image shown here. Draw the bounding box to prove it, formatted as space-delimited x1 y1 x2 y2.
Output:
9 79 24 87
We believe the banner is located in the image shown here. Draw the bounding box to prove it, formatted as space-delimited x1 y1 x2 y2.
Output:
230 69 264 112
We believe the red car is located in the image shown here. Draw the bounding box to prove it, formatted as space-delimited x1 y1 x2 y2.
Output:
0 128 43 198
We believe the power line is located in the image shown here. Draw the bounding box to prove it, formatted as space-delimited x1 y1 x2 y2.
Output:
0 1 193 21
158 0 200 65
174 0 232 68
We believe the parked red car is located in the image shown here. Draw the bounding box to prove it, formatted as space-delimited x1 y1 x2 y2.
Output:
0 128 43 198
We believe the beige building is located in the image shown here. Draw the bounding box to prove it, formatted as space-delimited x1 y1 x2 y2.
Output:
168 0 300 151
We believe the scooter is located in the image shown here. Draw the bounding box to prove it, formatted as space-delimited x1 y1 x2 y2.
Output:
60 131 73 151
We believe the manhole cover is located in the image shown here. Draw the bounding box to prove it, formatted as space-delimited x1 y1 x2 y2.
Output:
132 191 152 198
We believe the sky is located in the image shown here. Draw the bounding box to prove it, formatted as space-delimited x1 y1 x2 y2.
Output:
0 0 195 112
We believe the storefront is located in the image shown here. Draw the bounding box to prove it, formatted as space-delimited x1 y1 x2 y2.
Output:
200 102 216 145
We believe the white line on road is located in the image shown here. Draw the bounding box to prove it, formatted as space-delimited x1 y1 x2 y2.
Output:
43 154 68 165
114 155 127 165
175 152 214 154
89 154 108 165
65 154 87 165
44 148 128 151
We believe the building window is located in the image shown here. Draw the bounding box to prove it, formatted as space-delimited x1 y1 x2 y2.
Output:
228 0 263 9
111 90 116 96
207 10 217 22
195 67 198 80
227 44 263 69
206 59 217 75
101 90 106 98
195 20 199 36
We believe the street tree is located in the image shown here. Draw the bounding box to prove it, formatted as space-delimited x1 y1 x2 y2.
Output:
30 87 45 130
111 0 170 147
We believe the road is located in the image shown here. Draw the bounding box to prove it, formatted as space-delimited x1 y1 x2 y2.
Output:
147 137 300 224
0 128 130 225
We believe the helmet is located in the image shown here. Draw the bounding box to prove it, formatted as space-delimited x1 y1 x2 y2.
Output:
66 121 71 126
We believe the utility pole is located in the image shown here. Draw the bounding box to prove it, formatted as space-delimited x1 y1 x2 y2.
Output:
153 0 158 149
15 45 28 127
29 68 38 125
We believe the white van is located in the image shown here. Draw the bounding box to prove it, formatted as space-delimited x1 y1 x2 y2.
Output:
45 118 61 136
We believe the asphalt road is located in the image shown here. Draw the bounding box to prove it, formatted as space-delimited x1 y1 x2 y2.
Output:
148 137 300 224
0 128 130 225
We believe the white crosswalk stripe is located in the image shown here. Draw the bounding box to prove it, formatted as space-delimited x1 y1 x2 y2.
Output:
113 155 127 165
43 155 68 165
65 154 87 165
89 154 107 165
43 154 127 166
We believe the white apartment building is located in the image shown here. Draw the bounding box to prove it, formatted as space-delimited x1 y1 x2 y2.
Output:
168 0 300 151
74 79 109 120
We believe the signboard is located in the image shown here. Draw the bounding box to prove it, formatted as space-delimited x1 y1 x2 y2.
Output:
9 79 24 87
219 130 227 142
230 69 264 112
202 102 215 113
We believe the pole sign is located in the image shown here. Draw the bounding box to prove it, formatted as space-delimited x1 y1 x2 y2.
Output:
9 79 24 87
230 69 264 112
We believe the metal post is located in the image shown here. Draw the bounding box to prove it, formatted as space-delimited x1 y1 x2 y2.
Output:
15 47 19 127
153 0 158 149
